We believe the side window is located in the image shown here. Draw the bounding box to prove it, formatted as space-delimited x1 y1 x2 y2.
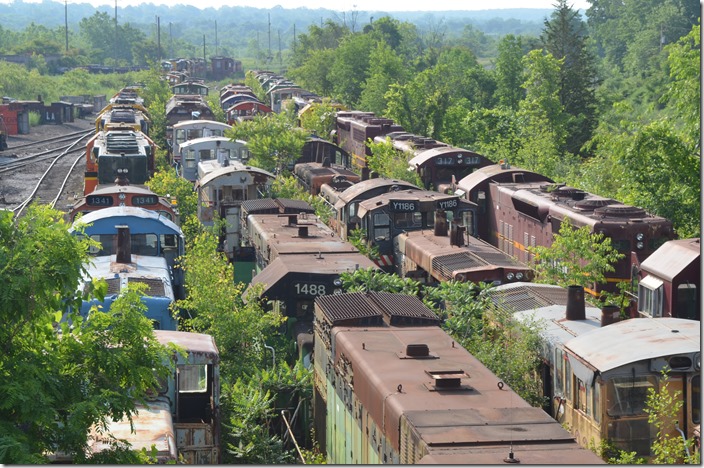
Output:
373 212 390 241
692 374 701 425
179 365 208 393
555 349 565 396
185 149 196 168
638 277 664 317
593 383 601 423
606 375 657 417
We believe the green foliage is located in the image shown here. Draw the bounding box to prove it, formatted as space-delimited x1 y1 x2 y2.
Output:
298 99 338 141
347 228 379 261
365 137 422 185
339 268 420 296
463 305 546 407
494 34 525 110
541 0 599 156
226 113 307 173
644 368 697 464
529 217 624 289
0 205 173 463
222 378 295 464
146 168 198 225
267 175 333 224
174 227 284 381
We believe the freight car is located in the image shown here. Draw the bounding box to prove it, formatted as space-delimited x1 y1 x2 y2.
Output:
67 181 178 224
632 237 700 320
169 119 231 166
241 200 377 362
70 206 185 300
295 136 353 169
83 128 156 195
486 282 700 459
312 291 605 464
456 162 676 294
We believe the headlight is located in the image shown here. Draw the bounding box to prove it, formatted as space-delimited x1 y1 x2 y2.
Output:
637 241 644 249
507 272 515 281
636 233 644 241
333 278 342 287
516 272 523 280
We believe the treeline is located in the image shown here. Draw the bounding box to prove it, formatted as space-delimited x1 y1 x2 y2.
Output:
0 1 552 72
287 0 700 237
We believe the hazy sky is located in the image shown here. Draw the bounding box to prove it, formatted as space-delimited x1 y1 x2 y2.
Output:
50 0 591 11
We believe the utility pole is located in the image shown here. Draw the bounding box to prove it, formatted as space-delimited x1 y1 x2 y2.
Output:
113 0 118 69
169 22 173 58
202 34 206 80
267 13 271 61
157 16 161 61
64 0 68 53
215 20 218 56
278 29 282 71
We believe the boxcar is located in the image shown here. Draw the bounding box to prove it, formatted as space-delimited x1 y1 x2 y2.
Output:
313 291 605 464
486 282 701 459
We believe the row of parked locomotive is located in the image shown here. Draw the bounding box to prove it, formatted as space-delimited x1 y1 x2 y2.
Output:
234 72 699 461
57 84 222 462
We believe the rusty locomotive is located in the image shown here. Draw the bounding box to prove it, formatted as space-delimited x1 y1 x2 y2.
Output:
312 291 605 464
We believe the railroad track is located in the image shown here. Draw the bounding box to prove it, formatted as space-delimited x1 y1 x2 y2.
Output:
0 131 93 215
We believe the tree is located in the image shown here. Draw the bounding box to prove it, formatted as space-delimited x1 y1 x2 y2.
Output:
365 136 422 185
528 216 624 290
298 99 338 141
226 113 307 174
494 34 525 110
328 33 376 106
541 0 599 155
515 49 569 178
358 41 408 115
0 205 172 463
645 368 699 464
